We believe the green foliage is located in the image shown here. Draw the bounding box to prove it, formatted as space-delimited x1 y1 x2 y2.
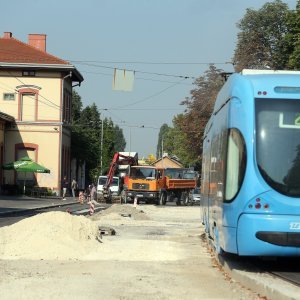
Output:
156 123 171 158
156 0 300 173
286 2 300 68
157 66 224 170
113 124 126 153
233 0 291 71
71 91 126 184
71 90 82 123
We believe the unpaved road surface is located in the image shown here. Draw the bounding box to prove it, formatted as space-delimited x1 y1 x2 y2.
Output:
0 204 260 299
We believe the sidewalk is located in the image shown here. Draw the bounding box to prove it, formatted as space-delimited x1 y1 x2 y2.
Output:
0 194 80 216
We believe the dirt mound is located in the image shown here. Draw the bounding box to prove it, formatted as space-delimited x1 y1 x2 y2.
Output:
91 204 150 221
0 211 99 260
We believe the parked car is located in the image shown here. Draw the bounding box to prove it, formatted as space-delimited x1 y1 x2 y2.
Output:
97 175 120 200
190 187 201 204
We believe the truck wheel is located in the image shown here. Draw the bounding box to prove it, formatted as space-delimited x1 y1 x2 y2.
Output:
120 190 126 204
159 193 166 205
182 194 189 206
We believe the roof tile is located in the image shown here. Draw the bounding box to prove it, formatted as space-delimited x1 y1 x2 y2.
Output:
0 37 69 65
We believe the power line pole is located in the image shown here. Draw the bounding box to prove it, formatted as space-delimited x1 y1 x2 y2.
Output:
162 136 164 168
100 120 104 175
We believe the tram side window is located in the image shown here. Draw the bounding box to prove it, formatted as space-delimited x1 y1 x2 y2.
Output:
225 128 246 201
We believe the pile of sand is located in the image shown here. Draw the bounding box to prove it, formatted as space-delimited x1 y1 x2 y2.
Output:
0 211 99 260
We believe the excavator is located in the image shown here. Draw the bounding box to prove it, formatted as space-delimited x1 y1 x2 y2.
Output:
101 152 138 202
101 151 163 204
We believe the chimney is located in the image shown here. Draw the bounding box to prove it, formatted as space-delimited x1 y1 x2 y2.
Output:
3 32 12 38
28 34 47 52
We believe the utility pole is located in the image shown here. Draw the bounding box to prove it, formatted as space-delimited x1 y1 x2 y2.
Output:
129 127 131 154
100 120 104 175
162 135 164 168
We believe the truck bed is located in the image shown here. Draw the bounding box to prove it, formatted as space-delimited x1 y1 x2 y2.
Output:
165 177 196 189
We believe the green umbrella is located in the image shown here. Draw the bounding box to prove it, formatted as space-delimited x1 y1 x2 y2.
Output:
2 156 50 193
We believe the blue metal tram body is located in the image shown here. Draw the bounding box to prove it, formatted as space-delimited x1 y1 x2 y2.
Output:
201 70 300 256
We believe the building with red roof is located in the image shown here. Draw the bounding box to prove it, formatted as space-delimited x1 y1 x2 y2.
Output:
0 32 84 195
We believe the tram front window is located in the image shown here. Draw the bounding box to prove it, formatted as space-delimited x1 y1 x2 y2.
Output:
256 99 300 197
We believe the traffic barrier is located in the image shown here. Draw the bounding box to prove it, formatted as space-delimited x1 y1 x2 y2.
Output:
79 191 84 204
88 200 95 215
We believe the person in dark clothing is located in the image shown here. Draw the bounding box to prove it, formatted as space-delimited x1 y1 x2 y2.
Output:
62 176 69 200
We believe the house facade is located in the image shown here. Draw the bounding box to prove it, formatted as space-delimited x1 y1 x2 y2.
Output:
0 32 83 195
151 154 183 169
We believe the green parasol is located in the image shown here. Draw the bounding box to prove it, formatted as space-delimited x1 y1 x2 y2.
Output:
2 156 50 193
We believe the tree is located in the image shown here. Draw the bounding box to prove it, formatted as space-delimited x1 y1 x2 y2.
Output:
113 124 126 153
233 0 291 71
71 93 126 184
179 65 224 169
286 0 300 69
71 91 88 164
100 118 126 175
71 90 82 123
156 65 224 170
156 123 171 158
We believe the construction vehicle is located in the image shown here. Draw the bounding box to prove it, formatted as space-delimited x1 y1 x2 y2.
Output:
99 152 138 203
96 175 120 200
158 168 197 206
101 152 197 205
100 151 163 204
122 165 164 204
124 167 197 205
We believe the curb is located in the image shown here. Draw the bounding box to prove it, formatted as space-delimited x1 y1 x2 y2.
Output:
0 201 79 216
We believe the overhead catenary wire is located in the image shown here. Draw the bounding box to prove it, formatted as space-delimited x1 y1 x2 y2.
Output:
70 61 196 79
70 59 233 66
0 53 217 135
80 70 193 85
110 77 188 110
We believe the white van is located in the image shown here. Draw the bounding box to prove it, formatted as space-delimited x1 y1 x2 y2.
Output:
97 175 120 199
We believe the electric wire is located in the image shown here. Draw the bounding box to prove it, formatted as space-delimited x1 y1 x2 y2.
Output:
70 61 195 79
0 68 62 111
80 70 193 85
70 59 233 66
110 77 188 110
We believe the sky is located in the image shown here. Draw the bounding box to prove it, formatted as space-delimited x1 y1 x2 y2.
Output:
1 0 298 158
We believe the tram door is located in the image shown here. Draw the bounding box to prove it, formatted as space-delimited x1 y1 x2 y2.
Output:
201 138 212 233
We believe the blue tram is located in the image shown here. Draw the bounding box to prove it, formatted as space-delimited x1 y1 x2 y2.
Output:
201 69 300 256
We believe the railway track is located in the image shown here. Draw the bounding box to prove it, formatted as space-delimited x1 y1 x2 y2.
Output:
254 257 300 288
209 239 300 292
0 202 108 227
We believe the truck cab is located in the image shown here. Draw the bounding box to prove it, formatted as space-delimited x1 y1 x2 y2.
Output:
124 166 164 204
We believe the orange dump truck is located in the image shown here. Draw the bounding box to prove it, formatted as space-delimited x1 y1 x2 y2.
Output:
159 168 197 205
122 166 197 205
123 165 164 204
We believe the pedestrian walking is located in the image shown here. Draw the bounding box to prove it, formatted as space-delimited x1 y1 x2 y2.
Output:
62 176 69 200
71 178 78 198
90 184 96 201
